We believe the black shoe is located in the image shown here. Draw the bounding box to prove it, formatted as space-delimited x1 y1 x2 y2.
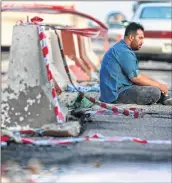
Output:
160 95 172 105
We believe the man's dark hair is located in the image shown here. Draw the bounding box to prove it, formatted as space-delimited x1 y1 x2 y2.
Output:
124 22 144 37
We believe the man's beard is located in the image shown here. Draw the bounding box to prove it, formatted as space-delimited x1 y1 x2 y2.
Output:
132 47 139 51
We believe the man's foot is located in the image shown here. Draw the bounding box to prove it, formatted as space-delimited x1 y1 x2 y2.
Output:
160 95 172 105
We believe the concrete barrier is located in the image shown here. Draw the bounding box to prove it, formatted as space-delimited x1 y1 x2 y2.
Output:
1 59 9 90
77 35 96 72
1 24 81 136
61 30 90 81
82 37 101 69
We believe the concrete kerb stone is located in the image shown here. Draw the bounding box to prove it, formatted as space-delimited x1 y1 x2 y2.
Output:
1 24 81 137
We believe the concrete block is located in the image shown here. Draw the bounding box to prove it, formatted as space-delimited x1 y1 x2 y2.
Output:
41 121 81 137
1 25 69 129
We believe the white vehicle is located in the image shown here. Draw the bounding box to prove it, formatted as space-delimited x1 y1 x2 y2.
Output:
132 2 172 62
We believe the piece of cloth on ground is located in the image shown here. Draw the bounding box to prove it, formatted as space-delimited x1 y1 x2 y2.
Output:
68 93 95 110
66 84 100 92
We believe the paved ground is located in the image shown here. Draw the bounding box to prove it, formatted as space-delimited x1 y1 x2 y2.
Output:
1 50 172 182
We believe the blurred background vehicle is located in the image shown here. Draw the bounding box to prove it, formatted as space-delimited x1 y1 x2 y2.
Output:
132 0 170 13
106 11 126 43
132 2 172 62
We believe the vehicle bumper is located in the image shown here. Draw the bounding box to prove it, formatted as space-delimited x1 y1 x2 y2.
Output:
135 38 172 61
135 52 172 62
139 38 171 53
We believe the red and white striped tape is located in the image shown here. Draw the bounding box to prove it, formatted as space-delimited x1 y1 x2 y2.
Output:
1 133 171 146
37 25 65 123
85 108 144 118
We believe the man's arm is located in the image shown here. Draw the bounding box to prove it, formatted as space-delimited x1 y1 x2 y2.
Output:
140 72 159 82
130 73 168 94
117 51 168 94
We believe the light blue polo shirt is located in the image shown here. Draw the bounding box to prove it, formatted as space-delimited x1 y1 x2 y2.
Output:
99 39 140 103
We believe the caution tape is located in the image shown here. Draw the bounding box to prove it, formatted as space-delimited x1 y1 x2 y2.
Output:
1 125 171 146
84 108 144 118
38 25 65 123
1 133 171 146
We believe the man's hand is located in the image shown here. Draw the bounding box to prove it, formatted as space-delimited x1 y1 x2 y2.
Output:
159 83 168 94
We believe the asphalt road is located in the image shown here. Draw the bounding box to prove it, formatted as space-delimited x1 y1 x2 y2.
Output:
1 50 172 182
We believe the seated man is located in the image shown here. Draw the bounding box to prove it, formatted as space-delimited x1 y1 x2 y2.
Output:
100 22 172 105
